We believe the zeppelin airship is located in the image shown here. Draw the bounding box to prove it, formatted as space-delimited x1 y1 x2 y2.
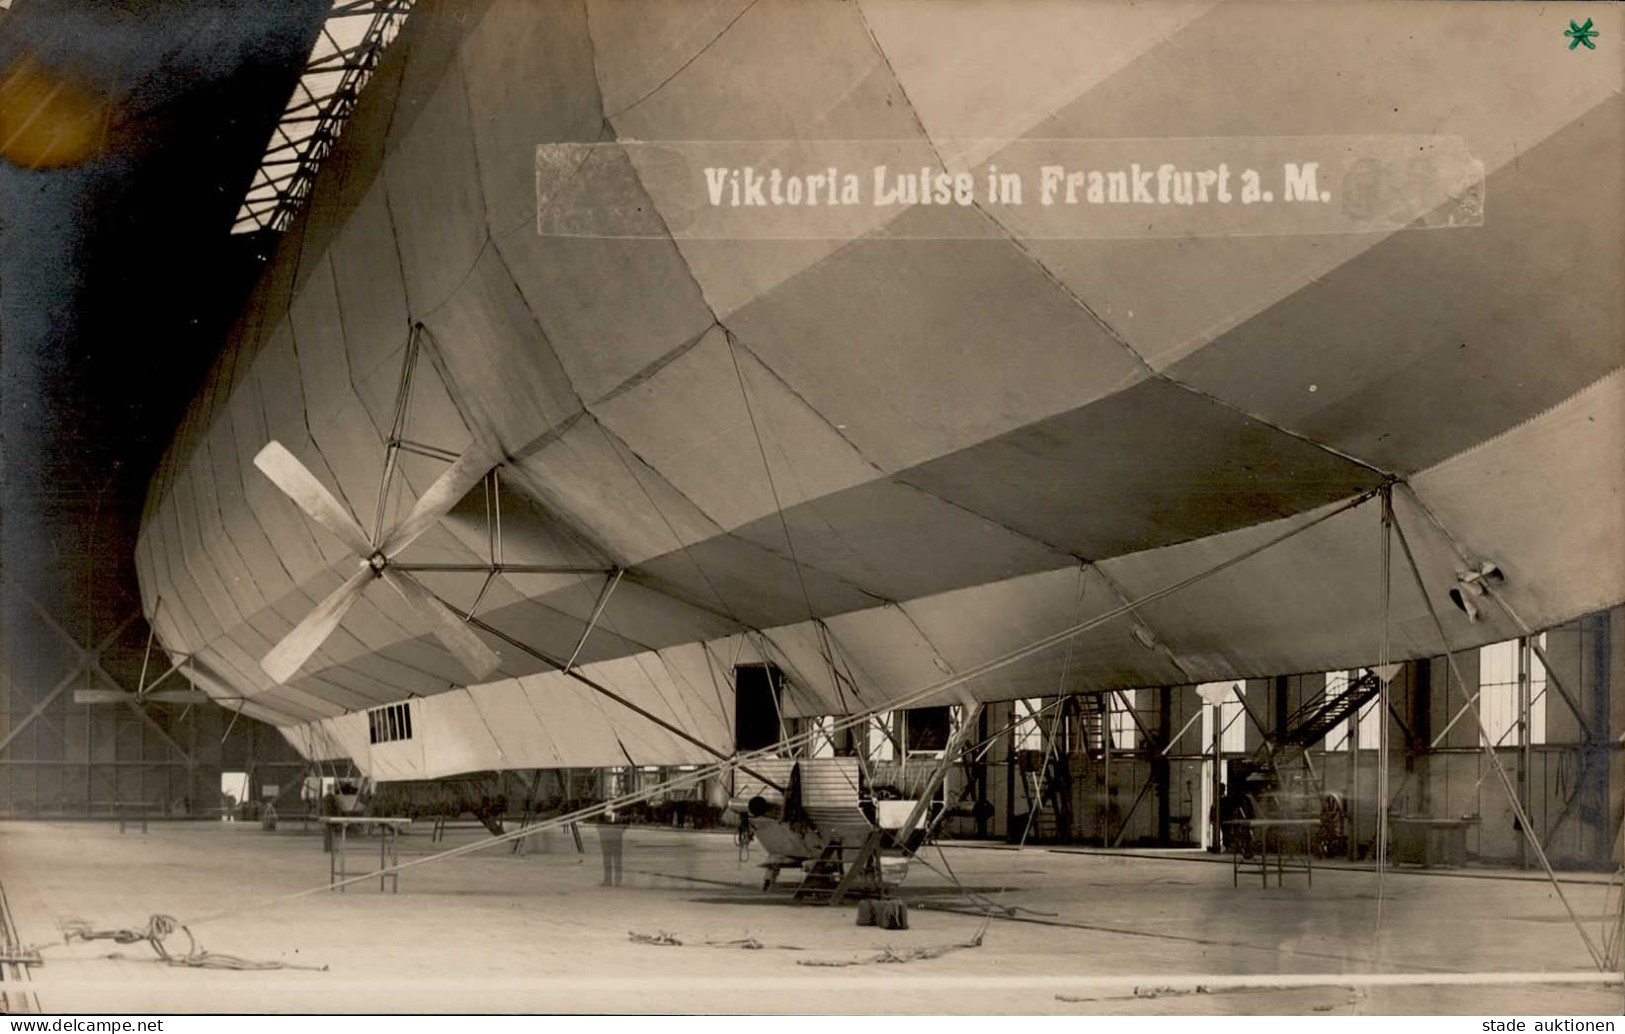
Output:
134 1 1622 780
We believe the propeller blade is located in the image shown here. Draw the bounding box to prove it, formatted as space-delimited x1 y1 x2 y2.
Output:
73 689 131 705
145 689 212 705
379 568 501 681
254 441 373 556
376 442 497 558
261 566 373 683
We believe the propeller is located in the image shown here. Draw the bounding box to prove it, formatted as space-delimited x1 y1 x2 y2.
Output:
253 439 503 685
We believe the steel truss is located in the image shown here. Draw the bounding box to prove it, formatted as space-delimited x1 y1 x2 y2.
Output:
233 0 415 234
0 597 194 817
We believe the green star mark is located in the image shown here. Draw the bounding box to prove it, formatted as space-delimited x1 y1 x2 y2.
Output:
1564 18 1598 50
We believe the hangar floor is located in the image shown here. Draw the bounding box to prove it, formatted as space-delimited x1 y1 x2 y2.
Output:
0 820 1618 1015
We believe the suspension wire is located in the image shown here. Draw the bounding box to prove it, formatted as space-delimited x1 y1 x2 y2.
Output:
1058 562 1086 704
143 485 1378 935
1008 563 1088 839
493 466 503 567
966 696 1070 765
799 618 897 760
1397 484 1594 742
525 486 1366 809
787 694 996 919
953 567 1085 879
723 327 825 664
1388 503 1606 971
697 640 735 735
371 323 420 545
591 415 745 630
722 326 864 753
1375 485 1394 941
810 624 902 763
815 619 853 718
742 628 831 762
465 614 786 792
952 568 1093 935
934 498 1358 937
466 471 500 622
752 630 878 794
967 693 1074 941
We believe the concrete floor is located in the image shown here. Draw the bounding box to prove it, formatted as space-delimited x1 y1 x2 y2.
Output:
0 820 1619 1014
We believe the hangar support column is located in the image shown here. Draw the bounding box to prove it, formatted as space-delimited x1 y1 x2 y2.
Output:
1154 687 1171 846
1585 611 1612 867
1411 660 1433 816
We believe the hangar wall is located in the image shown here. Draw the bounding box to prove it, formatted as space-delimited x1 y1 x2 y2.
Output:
0 597 307 819
943 606 1621 868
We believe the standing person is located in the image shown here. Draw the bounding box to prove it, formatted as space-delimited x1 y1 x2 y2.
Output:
598 806 625 886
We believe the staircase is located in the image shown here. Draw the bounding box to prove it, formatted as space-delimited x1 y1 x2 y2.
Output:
1284 671 1381 749
1259 670 1383 798
1078 694 1106 757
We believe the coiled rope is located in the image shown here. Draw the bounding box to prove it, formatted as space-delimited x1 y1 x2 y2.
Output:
61 915 326 972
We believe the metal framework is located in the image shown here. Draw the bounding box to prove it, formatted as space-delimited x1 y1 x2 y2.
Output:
232 0 415 234
0 597 192 817
0 593 306 819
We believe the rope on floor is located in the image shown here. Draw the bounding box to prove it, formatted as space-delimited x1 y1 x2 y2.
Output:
921 842 1059 918
795 932 984 968
631 928 984 966
61 915 327 972
703 936 806 951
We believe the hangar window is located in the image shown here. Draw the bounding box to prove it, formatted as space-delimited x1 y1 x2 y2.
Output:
219 772 248 819
1108 692 1138 751
808 715 836 758
1220 689 1246 753
1356 689 1383 749
870 712 896 762
1197 683 1246 753
1478 636 1546 747
368 702 413 745
1323 672 1355 751
1014 699 1045 752
1322 671 1384 751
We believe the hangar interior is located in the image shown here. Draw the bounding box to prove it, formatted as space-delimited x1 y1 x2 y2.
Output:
0 0 1621 1017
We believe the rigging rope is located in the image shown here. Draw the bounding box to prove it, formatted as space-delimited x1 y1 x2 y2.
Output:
1388 495 1607 972
61 915 327 972
1375 486 1393 939
723 326 821 641
65 486 1382 945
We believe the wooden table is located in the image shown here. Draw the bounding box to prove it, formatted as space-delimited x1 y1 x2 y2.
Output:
1391 817 1470 868
321 817 412 893
1227 818 1317 887
113 802 158 835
